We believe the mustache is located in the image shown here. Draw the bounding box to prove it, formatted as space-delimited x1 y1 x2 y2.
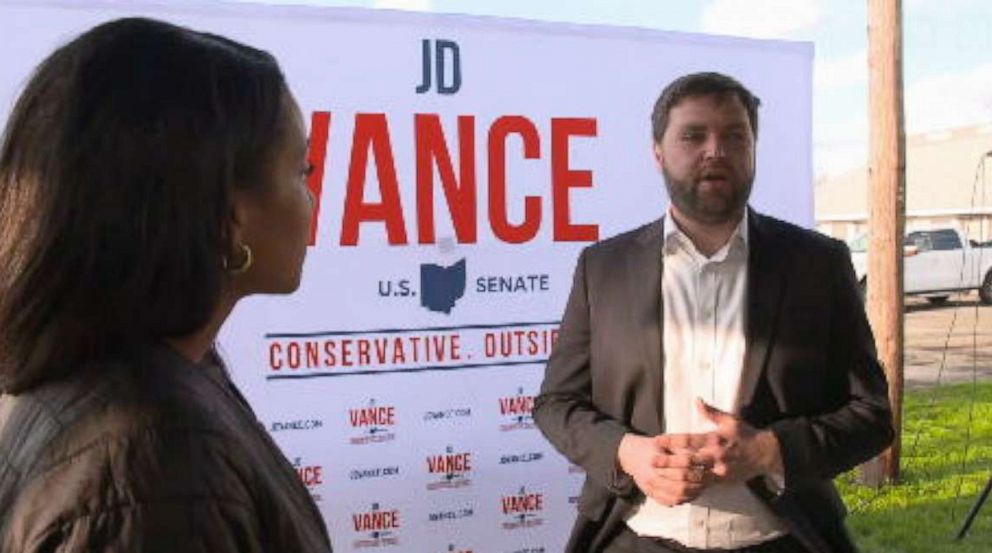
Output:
694 163 735 181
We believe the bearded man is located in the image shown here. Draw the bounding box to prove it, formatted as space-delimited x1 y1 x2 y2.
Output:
534 72 893 553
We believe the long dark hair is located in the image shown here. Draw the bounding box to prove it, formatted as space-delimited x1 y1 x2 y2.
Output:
0 18 288 392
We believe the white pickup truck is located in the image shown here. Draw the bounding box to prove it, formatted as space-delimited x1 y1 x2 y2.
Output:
849 228 992 305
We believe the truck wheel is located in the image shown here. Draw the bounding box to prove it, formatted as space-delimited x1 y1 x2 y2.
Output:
981 270 992 304
927 295 949 305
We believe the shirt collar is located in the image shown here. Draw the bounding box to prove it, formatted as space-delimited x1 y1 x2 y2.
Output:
662 207 749 260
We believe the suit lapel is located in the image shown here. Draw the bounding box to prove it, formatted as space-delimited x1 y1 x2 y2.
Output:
740 210 788 414
625 218 665 433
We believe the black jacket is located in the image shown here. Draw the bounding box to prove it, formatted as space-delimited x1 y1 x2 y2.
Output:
0 344 332 552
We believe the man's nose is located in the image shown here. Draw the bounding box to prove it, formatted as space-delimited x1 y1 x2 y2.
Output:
703 135 726 159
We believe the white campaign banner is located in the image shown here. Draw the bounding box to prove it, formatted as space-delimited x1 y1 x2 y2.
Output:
0 2 812 551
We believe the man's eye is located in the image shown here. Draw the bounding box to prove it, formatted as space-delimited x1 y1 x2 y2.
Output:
681 133 704 142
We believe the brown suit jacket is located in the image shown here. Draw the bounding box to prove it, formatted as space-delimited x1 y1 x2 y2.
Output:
0 344 332 553
533 210 893 553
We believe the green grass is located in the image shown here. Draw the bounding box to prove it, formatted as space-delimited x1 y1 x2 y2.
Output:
837 381 992 553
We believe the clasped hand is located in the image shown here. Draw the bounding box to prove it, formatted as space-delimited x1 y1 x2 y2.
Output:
616 399 782 506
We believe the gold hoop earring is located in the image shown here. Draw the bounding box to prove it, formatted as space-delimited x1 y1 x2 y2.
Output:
225 243 253 275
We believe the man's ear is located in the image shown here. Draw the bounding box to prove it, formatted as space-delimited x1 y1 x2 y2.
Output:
652 142 665 172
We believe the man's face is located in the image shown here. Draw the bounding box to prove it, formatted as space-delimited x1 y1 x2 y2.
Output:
654 93 755 225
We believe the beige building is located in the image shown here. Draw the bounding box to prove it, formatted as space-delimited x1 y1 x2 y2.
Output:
815 124 992 244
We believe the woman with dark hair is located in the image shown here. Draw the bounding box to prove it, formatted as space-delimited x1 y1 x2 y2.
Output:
0 18 332 552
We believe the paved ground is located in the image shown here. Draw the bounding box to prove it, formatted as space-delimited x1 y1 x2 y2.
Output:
902 292 992 388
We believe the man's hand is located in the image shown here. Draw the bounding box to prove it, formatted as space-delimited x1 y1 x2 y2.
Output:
696 398 783 483
616 433 716 506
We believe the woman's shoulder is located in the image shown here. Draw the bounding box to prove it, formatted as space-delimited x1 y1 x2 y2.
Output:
0 350 262 550
22 346 237 442
1 410 261 551
2 344 257 496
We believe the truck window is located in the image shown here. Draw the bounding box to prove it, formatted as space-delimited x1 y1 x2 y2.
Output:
906 232 932 252
930 230 962 251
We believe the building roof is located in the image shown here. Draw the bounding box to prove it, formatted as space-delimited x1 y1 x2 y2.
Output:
816 124 992 222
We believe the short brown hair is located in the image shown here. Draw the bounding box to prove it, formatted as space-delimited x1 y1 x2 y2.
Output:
0 18 288 392
651 72 761 142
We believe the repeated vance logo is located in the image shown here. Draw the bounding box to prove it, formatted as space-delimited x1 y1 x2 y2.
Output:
498 387 536 432
291 457 324 503
351 503 401 549
426 446 473 491
349 399 397 445
500 486 545 530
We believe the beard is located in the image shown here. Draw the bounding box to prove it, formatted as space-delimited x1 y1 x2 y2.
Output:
662 165 753 225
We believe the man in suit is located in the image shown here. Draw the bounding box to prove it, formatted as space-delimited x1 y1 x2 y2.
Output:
533 72 893 553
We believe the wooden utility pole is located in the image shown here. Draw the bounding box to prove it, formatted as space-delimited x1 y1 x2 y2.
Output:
863 0 906 485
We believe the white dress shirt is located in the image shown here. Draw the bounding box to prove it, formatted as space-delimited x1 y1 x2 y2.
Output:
625 210 788 548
